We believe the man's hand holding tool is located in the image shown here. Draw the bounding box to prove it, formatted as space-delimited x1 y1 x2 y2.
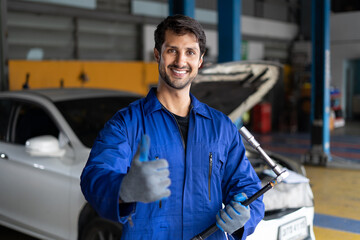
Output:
119 135 171 203
216 193 251 234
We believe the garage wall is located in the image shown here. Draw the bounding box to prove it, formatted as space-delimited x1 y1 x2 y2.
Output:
7 11 140 60
8 60 158 95
7 12 74 59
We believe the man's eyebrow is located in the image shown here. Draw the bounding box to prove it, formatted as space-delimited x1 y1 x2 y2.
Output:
186 47 199 52
165 44 199 52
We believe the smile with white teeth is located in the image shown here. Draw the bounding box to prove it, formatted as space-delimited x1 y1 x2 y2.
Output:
172 69 187 74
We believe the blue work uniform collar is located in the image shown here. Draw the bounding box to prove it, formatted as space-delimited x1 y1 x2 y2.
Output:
143 87 211 119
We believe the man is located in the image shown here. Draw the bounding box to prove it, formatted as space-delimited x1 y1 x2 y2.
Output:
81 15 264 239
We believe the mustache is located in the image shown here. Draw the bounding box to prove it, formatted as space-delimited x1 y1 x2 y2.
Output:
168 64 191 70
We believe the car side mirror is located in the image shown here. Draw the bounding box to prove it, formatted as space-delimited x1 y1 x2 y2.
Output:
25 135 66 157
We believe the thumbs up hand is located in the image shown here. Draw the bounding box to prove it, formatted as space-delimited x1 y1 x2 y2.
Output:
119 135 171 203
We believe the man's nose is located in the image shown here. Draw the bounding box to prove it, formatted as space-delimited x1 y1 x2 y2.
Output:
175 52 187 67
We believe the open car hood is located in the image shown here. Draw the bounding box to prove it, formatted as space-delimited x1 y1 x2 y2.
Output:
191 61 282 122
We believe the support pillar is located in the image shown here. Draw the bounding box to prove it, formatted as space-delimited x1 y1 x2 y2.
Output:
304 0 331 165
217 0 241 63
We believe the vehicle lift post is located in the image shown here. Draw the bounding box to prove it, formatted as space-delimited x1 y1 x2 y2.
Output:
304 0 332 165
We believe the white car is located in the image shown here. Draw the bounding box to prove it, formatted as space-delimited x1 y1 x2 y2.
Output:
0 62 315 240
0 88 140 240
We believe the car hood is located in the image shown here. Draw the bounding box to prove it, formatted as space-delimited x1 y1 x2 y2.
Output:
191 61 282 122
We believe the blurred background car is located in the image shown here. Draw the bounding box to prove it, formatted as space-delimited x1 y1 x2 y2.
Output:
0 88 140 240
0 61 314 240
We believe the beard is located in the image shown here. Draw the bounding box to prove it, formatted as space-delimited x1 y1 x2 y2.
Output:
159 64 195 90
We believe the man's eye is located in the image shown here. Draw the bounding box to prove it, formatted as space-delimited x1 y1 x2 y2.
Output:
168 49 176 53
187 51 195 56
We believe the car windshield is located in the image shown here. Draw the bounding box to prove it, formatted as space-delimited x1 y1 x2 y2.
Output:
55 96 139 148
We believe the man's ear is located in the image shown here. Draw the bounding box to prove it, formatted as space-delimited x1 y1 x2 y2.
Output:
199 54 204 68
154 48 160 63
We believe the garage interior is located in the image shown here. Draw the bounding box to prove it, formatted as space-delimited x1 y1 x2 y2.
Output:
1 0 360 240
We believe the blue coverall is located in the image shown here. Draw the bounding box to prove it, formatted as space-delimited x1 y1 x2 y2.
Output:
81 88 265 240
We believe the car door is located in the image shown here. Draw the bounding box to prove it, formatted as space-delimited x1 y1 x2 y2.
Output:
0 99 73 239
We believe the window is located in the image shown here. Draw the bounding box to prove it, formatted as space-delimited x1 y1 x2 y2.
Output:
55 96 139 147
0 99 13 141
13 103 59 145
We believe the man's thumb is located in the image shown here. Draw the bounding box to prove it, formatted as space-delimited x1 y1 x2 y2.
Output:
139 134 150 162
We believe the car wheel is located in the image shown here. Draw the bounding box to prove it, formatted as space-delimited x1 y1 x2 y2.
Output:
80 217 122 240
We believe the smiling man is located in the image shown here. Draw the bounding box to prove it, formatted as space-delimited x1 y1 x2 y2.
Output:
81 15 264 240
154 16 206 117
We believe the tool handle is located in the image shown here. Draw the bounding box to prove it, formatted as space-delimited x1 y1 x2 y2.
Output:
191 224 218 240
191 182 274 240
242 181 273 206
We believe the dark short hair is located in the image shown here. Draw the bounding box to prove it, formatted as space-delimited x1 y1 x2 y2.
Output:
154 14 206 56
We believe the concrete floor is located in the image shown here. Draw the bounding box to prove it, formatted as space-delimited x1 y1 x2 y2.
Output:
306 166 360 240
1 121 359 239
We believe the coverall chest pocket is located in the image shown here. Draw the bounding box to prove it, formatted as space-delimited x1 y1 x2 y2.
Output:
206 145 226 202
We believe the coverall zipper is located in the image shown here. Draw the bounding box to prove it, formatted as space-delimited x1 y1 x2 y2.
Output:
208 152 213 201
161 106 190 212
